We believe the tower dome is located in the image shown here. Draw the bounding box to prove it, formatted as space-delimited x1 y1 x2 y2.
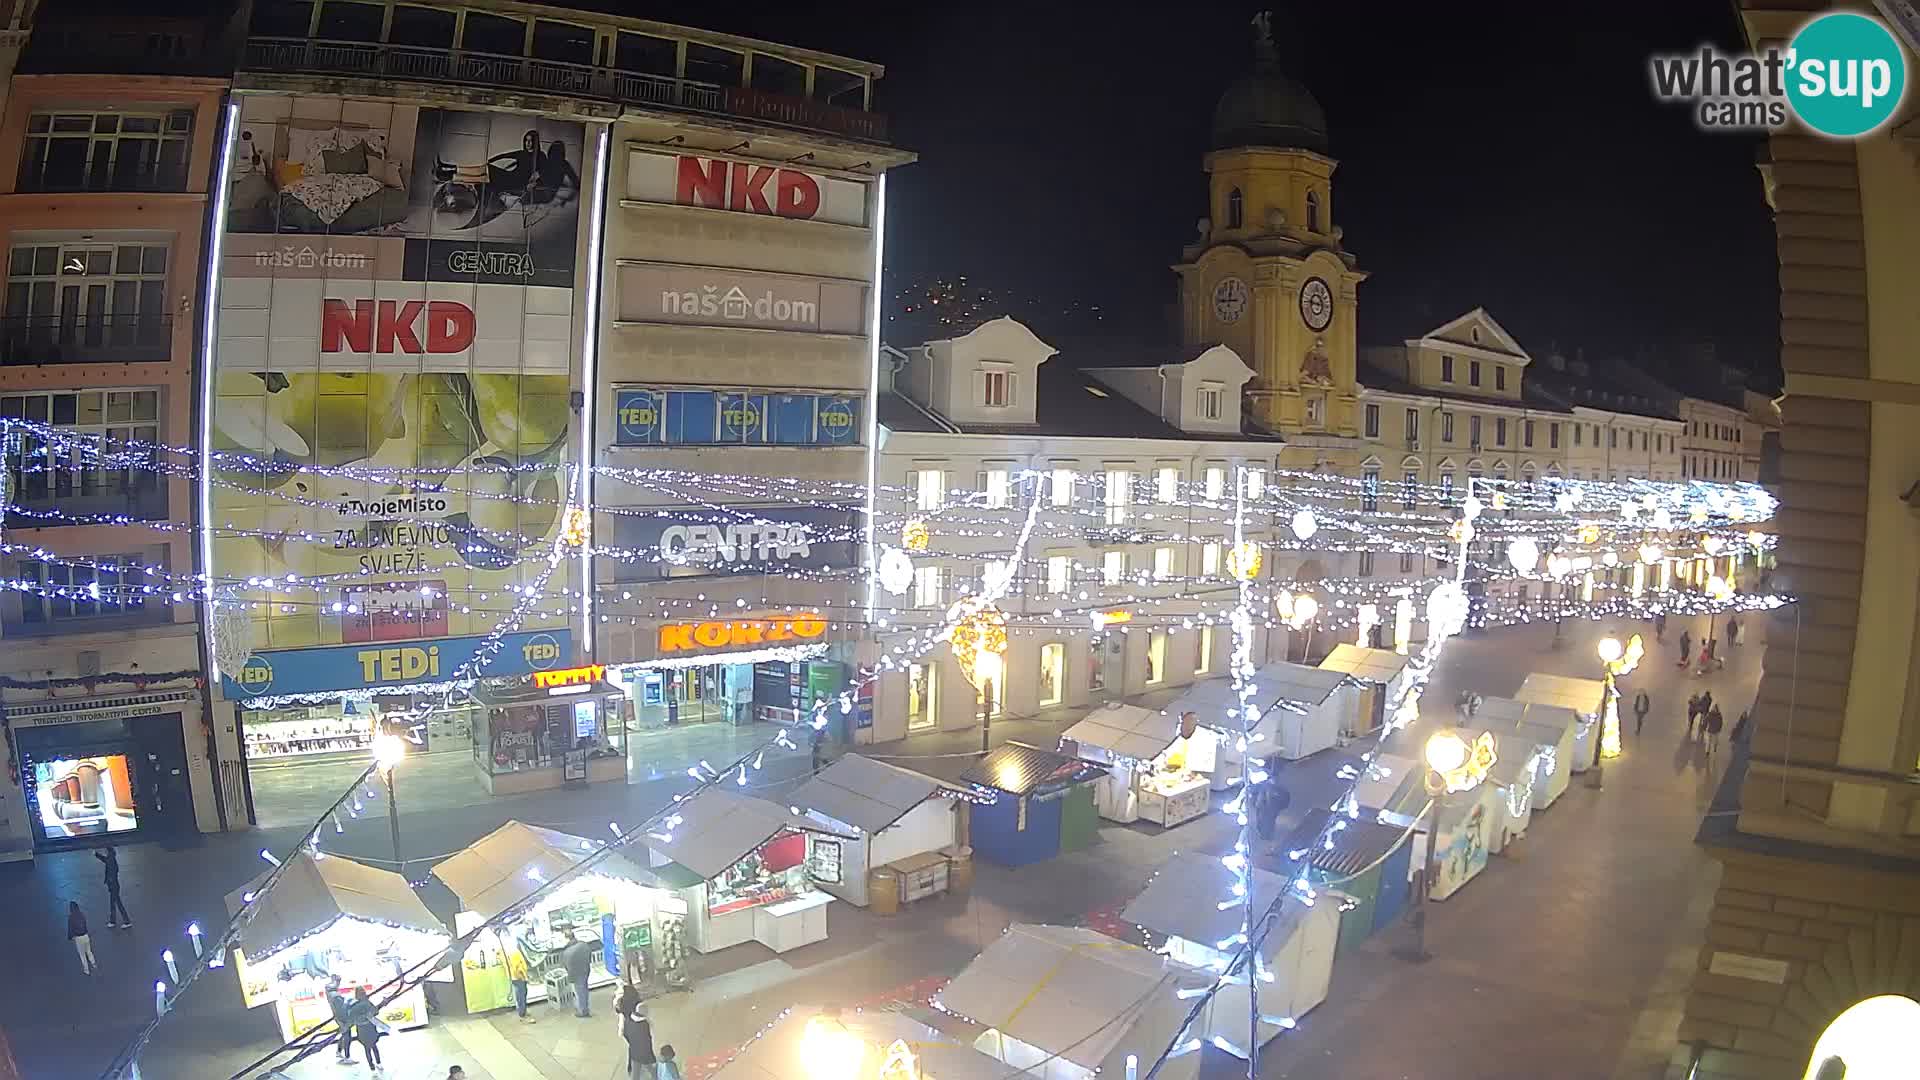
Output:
1210 12 1327 154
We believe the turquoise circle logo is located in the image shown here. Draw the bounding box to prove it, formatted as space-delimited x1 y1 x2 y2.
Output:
1786 13 1907 137
235 654 274 694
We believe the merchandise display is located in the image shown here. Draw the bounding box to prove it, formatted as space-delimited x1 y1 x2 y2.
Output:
28 754 138 838
472 678 629 793
1061 704 1214 827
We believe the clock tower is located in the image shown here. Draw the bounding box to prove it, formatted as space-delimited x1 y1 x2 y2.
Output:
1174 12 1365 463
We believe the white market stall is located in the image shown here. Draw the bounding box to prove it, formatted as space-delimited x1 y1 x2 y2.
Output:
1059 703 1217 826
1349 752 1424 828
789 754 965 908
938 923 1214 1080
1472 696 1578 808
225 852 450 1044
640 788 856 955
1513 673 1608 773
1120 851 1338 1055
710 1005 1005 1080
1317 645 1412 740
1347 749 1494 902
431 821 689 1012
1159 663 1355 784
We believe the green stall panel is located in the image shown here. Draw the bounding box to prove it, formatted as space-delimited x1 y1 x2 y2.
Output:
1056 784 1100 853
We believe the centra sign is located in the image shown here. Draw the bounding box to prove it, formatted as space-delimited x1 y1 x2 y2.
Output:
657 613 828 654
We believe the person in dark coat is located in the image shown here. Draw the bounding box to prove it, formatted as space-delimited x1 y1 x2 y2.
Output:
1653 612 1667 641
623 1003 656 1079
1705 705 1726 758
348 987 388 1071
1677 630 1692 668
326 976 355 1062
94 845 131 928
68 901 95 975
1727 614 1742 646
561 933 595 1018
1632 690 1651 735
1686 693 1702 738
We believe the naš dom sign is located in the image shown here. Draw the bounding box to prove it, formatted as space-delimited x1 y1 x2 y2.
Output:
656 613 828 654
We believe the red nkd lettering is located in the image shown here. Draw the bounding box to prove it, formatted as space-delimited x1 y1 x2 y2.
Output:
322 299 476 354
672 155 824 221
675 156 728 208
776 169 821 219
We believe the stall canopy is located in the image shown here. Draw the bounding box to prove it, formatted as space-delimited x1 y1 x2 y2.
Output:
1121 850 1289 952
939 923 1208 1072
790 754 955 835
959 741 1107 797
431 821 663 920
646 788 854 880
1513 673 1608 716
1263 664 1350 714
1317 645 1410 687
1350 752 1426 825
225 852 444 959
1061 703 1185 762
711 1005 1005 1080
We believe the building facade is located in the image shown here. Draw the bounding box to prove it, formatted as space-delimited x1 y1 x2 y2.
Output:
0 3 235 860
1678 4 1920 1077
1678 395 1752 484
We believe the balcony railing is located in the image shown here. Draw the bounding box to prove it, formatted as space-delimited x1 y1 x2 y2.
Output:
0 315 174 366
4 483 169 528
243 37 888 143
16 159 191 195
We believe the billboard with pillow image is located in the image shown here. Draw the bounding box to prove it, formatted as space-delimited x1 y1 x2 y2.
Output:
213 95 586 661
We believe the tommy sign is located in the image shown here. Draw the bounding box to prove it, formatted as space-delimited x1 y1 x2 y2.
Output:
625 151 870 227
617 263 867 336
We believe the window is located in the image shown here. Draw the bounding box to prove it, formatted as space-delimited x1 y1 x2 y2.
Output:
1153 546 1174 581
1039 643 1064 707
907 661 937 732
1494 462 1507 480
1102 551 1126 586
1358 550 1375 577
1405 409 1420 443
1469 415 1483 447
1469 360 1482 387
1047 554 1071 594
532 19 595 65
1573 424 1583 447
1103 468 1131 524
1495 418 1507 446
20 109 194 193
1592 424 1600 445
1402 470 1418 509
1205 466 1226 500
1399 550 1415 573
1050 467 1075 506
981 368 1013 408
1304 394 1325 428
1609 428 1617 449
1196 384 1224 421
1146 631 1167 684
980 467 1010 509
1441 355 1455 383
1156 466 1179 503
14 551 155 628
1441 413 1455 443
2 389 162 517
1245 467 1266 500
1306 190 1322 233
1201 541 1222 576
1523 419 1534 448
1195 625 1214 674
461 11 528 55
913 469 945 511
7 242 171 355
914 566 943 607
1362 468 1380 512
1364 403 1380 438
1495 366 1507 391
1226 187 1243 229
1550 423 1560 449
1522 465 1536 485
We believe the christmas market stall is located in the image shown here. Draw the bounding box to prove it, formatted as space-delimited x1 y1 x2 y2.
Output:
1316 645 1412 741
789 754 968 909
1289 808 1412 956
639 787 856 955
1348 752 1424 829
1121 850 1337 1055
225 851 451 1044
958 742 1107 867
1058 702 1217 826
1471 696 1577 808
937 923 1216 1080
1256 663 1358 761
1512 673 1607 773
708 1005 1006 1080
1346 746 1495 902
472 668 631 794
431 820 688 1012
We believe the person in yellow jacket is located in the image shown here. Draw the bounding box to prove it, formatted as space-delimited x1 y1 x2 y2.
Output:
504 948 535 1022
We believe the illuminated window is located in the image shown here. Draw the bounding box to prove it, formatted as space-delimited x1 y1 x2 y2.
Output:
1050 467 1074 506
1205 466 1226 500
1155 466 1179 503
907 662 937 732
913 566 943 608
980 467 1010 509
1038 643 1064 707
1202 541 1222 576
1103 468 1132 524
1153 546 1173 581
1102 550 1126 585
1195 625 1214 674
1047 554 1071 594
914 469 945 511
1146 630 1167 684
1362 468 1380 511
1245 467 1266 500
1402 470 1418 509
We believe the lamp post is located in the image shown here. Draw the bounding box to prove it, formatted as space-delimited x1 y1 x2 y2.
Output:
1592 634 1643 789
371 732 407 878
1398 729 1477 964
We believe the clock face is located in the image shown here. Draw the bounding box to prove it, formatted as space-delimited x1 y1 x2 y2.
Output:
1299 277 1334 332
1211 277 1249 325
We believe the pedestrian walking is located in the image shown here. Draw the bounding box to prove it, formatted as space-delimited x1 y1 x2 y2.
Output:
1678 631 1692 668
326 975 356 1062
94 845 131 928
1698 642 1718 674
1705 705 1725 758
615 977 641 1041
1654 613 1667 642
623 1002 656 1079
561 932 595 1018
68 901 95 975
349 987 390 1074
1686 693 1701 738
1727 614 1742 646
809 725 828 775
1632 689 1650 735
656 1045 684 1080
505 947 534 1022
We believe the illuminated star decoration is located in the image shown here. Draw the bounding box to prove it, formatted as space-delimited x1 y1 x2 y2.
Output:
947 603 1008 689
901 518 930 552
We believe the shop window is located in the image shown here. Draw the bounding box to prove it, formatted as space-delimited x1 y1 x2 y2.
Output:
2 388 163 521
1146 631 1167 684
1038 643 1064 707
907 661 937 731
1195 625 1214 674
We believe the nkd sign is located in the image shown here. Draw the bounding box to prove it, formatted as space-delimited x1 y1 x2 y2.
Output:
625 151 870 227
617 263 867 336
322 298 476 354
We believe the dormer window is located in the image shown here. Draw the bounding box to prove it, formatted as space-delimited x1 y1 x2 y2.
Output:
981 367 1013 408
1196 382 1224 421
1305 190 1321 233
1470 327 1481 344
1227 188 1244 229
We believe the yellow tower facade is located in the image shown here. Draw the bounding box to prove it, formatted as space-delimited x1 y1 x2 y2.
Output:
1174 15 1365 473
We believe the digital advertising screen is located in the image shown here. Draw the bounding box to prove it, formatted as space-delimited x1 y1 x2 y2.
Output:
31 755 139 838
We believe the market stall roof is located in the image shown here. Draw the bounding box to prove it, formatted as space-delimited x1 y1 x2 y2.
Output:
1473 695 1581 739
224 852 444 959
431 821 665 920
645 788 855 881
1061 702 1185 762
1288 807 1411 880
1121 850 1289 949
959 741 1108 797
1260 661 1350 711
1318 644 1411 685
1159 663 1347 731
710 1005 1006 1080
790 754 955 835
938 924 1207 1070
1350 752 1424 817
1513 673 1608 716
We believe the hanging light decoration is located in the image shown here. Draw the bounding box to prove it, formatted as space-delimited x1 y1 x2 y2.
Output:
876 547 914 596
947 603 1008 689
1227 542 1262 581
1426 581 1469 641
560 507 592 548
1577 523 1601 545
1290 509 1318 541
1652 507 1674 530
1506 537 1540 574
1639 543 1664 565
1702 535 1726 556
1448 519 1475 545
901 519 930 552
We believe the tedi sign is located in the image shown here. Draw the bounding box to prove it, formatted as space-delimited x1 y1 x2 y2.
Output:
322 299 477 354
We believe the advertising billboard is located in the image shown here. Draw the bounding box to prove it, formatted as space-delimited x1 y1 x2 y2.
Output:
616 262 868 335
624 151 870 227
213 95 584 662
612 387 860 447
609 506 859 581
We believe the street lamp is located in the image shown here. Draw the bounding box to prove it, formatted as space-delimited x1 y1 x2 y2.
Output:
1399 729 1493 964
372 731 407 878
1592 633 1644 784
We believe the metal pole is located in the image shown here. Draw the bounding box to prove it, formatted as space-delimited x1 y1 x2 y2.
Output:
385 767 403 880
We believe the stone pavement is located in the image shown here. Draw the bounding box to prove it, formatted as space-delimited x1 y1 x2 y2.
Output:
0 616 1760 1080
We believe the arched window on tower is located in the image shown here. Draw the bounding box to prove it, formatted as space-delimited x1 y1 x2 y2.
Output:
1306 190 1322 233
1227 188 1244 229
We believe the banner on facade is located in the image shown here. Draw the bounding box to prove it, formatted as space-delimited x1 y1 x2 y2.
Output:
624 150 869 227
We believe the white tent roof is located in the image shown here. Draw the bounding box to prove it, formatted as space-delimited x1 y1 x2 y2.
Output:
710 1006 1005 1080
1350 753 1422 815
1473 695 1579 747
1120 851 1290 951
1318 644 1410 685
938 924 1206 1070
431 821 664 920
790 754 951 835
1160 663 1346 733
1061 703 1185 762
644 788 855 880
225 852 444 959
1259 661 1349 710
1514 673 1608 716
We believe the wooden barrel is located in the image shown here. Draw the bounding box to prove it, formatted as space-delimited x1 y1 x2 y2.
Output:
868 866 899 914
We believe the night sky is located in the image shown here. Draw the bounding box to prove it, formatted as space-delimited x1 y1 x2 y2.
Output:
680 1 1780 385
